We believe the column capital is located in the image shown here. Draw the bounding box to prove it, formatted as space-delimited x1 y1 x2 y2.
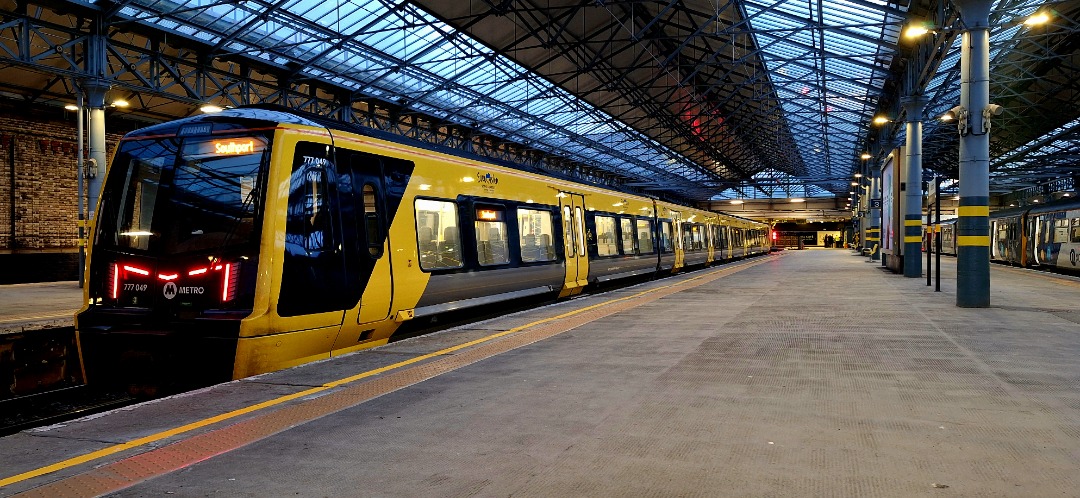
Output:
951 0 993 27
82 78 110 108
900 95 929 122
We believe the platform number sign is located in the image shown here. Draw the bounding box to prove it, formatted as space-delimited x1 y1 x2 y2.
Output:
869 199 882 209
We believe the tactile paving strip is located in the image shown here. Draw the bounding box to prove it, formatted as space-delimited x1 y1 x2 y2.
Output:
11 256 777 497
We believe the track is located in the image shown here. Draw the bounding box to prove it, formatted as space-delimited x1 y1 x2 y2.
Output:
0 386 136 436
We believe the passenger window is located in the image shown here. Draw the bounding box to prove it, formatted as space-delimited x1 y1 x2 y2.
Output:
660 221 674 252
562 206 573 259
574 207 586 257
620 218 635 254
1072 218 1080 243
636 219 654 254
518 208 556 262
595 216 619 257
415 199 461 270
690 225 703 251
1055 218 1070 243
362 184 381 257
475 206 509 266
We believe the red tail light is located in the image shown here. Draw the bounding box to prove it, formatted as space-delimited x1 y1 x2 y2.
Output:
109 263 119 299
221 263 239 302
122 265 149 276
158 273 178 281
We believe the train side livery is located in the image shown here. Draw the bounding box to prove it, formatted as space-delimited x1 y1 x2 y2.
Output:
76 107 769 389
925 198 1080 272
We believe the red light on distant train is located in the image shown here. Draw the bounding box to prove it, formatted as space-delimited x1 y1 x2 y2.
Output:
771 230 778 240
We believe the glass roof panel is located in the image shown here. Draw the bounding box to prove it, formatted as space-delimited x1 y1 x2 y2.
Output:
742 0 904 197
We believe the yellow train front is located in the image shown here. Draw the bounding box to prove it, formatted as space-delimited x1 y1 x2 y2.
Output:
77 107 768 391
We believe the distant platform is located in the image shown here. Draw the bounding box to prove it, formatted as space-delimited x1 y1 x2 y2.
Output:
0 281 82 335
2 250 1080 496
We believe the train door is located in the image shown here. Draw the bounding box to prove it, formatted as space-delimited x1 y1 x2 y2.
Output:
329 149 414 355
275 141 349 351
670 211 684 269
1033 214 1046 265
558 192 589 298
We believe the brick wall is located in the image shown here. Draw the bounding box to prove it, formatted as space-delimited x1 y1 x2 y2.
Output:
0 108 127 283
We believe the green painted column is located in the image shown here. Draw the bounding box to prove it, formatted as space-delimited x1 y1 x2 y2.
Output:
953 0 993 307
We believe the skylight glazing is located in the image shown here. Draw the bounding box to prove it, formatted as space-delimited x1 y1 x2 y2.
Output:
741 0 905 198
112 0 716 198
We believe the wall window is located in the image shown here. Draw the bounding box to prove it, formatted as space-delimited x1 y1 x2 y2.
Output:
595 215 619 257
620 218 635 254
415 199 461 270
475 205 509 266
636 219 654 254
519 208 556 262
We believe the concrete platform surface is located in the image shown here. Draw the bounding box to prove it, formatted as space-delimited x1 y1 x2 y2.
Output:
2 250 1079 497
0 281 83 334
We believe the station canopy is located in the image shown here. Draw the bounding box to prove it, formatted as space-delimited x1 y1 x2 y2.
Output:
30 1 1080 203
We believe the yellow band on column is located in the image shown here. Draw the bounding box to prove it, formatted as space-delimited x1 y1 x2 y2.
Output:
957 235 990 246
958 206 989 217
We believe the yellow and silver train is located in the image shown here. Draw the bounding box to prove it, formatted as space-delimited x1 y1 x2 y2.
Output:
77 107 769 389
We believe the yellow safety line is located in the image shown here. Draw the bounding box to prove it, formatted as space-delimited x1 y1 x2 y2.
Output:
0 255 774 489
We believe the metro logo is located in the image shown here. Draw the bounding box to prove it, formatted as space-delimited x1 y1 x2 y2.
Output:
163 282 205 299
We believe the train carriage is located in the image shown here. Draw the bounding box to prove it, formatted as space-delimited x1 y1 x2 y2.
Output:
76 107 769 389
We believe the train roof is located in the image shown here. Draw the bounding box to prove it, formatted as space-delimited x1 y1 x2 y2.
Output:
990 197 1080 218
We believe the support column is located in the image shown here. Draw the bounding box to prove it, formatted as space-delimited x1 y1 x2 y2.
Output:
84 79 108 222
954 0 993 307
902 96 928 277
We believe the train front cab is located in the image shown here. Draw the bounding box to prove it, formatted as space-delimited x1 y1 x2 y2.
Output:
77 114 280 390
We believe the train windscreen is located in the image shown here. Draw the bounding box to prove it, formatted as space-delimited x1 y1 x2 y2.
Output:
90 133 270 311
97 135 269 256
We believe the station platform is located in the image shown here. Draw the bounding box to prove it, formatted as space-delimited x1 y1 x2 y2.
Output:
0 282 83 334
2 249 1079 496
